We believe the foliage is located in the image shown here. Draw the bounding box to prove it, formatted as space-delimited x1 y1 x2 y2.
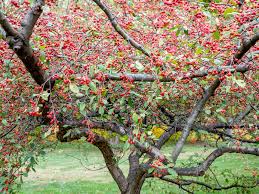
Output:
0 0 258 193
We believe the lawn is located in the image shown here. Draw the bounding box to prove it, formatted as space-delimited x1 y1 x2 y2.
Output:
19 142 258 194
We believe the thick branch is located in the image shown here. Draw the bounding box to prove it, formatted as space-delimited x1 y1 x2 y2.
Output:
15 44 53 89
134 140 168 163
142 146 259 177
92 0 150 57
174 146 259 176
61 119 127 136
171 78 221 162
156 122 258 146
126 151 146 193
196 123 258 144
94 134 128 193
20 0 45 39
157 104 257 147
56 127 128 193
0 1 53 90
234 32 259 60
233 104 255 123
102 64 249 82
0 11 18 37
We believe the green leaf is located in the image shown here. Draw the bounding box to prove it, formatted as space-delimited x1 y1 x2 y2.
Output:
79 103 86 112
224 7 237 18
132 113 139 124
135 61 145 72
98 106 105 115
148 168 155 174
69 83 79 94
183 29 189 35
89 96 96 105
176 28 181 36
43 129 52 138
108 108 114 115
89 82 97 92
130 91 141 97
195 47 203 55
40 91 50 101
235 79 246 88
167 168 177 176
217 114 227 123
213 30 220 40
2 119 8 126
123 141 130 151
205 109 211 115
63 130 71 138
120 135 128 142
89 66 95 77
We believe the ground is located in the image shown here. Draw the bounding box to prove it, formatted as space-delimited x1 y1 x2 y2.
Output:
19 142 258 194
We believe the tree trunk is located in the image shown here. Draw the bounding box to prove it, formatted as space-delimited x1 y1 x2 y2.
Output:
123 171 146 194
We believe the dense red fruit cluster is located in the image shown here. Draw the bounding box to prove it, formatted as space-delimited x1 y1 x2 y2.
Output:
0 0 258 193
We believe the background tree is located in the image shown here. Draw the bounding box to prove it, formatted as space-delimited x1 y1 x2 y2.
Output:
0 0 258 193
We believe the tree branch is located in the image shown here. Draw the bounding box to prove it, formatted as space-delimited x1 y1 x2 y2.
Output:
92 0 150 57
233 104 255 123
0 11 18 37
20 0 45 40
0 125 17 139
160 177 258 191
100 64 250 82
0 0 53 90
93 134 128 193
195 123 258 144
234 32 259 60
156 103 258 147
142 146 259 177
61 119 127 136
171 78 221 162
174 146 259 176
56 127 128 193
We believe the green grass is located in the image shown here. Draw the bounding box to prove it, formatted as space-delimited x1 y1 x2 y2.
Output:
19 142 259 194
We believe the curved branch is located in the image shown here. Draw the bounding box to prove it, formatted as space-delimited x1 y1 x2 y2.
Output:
142 146 259 177
56 127 128 193
174 146 259 176
160 177 258 191
92 0 150 57
61 119 127 136
93 134 128 193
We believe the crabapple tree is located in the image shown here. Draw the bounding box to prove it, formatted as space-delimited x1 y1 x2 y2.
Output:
0 0 258 193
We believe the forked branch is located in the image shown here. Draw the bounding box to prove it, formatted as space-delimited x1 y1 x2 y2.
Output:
20 0 45 40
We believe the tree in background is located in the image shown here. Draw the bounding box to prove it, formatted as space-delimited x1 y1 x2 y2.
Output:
0 0 258 193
